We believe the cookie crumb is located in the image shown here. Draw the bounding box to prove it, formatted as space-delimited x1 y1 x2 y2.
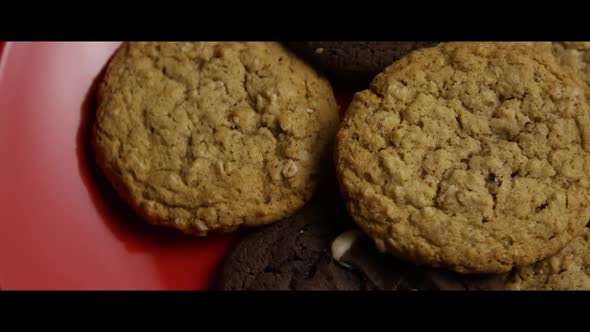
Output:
331 229 362 267
195 219 209 232
571 87 581 101
180 43 191 52
217 161 226 175
282 160 298 178
305 108 316 114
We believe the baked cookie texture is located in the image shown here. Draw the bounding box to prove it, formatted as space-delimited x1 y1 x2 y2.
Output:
335 42 590 273
93 42 340 235
213 184 504 291
521 42 590 89
505 227 590 290
550 42 590 88
284 42 438 84
213 184 357 290
331 230 504 290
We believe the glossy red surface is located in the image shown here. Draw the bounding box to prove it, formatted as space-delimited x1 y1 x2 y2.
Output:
0 42 238 290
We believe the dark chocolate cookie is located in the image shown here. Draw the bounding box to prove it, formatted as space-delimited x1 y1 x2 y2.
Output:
212 185 359 290
212 184 504 291
284 41 438 86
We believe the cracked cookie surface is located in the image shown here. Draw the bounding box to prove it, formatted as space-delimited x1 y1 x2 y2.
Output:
93 42 340 235
335 42 590 273
213 183 504 291
550 42 590 89
505 227 590 290
522 42 590 89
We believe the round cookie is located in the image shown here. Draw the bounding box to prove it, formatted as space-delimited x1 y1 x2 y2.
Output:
335 42 590 273
93 42 340 235
284 42 438 86
213 184 504 291
505 227 590 290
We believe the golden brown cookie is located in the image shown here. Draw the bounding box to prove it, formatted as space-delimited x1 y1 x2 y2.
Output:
505 227 590 290
335 42 590 273
550 42 590 88
93 42 340 235
520 42 590 89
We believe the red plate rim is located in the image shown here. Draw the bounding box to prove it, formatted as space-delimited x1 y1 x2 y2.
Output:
0 41 5 290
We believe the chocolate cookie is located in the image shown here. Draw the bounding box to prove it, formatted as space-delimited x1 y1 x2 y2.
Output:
213 184 504 291
335 42 590 273
92 42 340 236
284 42 438 86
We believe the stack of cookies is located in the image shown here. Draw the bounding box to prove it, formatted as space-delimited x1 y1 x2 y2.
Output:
92 41 590 291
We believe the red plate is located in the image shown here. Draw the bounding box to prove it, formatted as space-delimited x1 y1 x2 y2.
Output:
0 42 238 290
0 42 354 290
